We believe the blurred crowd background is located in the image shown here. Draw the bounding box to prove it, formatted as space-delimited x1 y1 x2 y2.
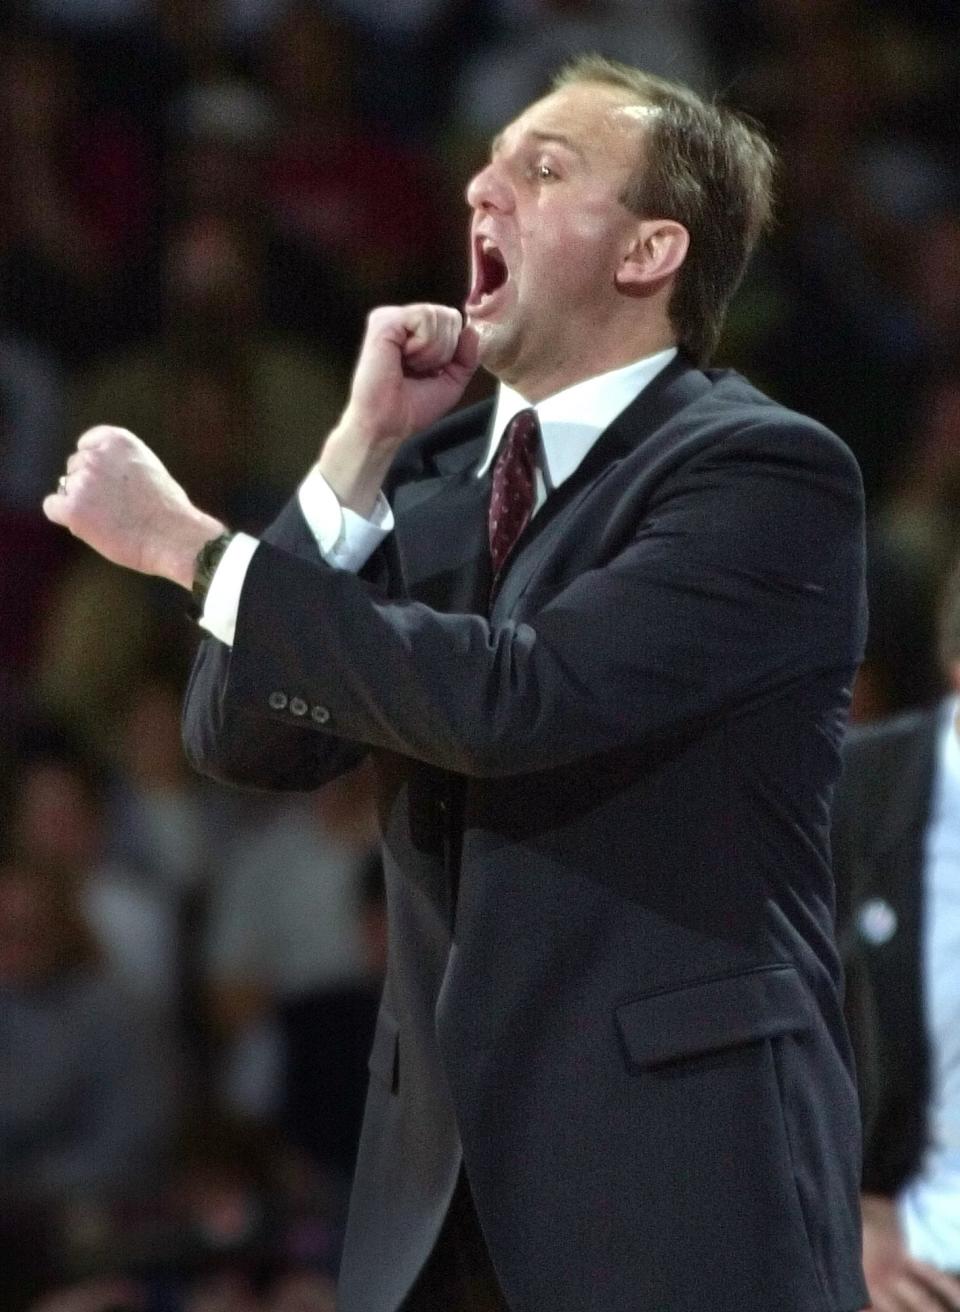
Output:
0 0 958 1309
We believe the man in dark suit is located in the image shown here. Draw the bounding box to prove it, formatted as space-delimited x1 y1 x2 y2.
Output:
44 57 868 1312
834 576 960 1312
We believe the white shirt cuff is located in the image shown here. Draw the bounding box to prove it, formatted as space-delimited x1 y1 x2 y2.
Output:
199 532 259 648
198 473 394 648
297 466 393 570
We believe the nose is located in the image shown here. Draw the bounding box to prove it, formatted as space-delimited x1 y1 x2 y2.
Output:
465 158 513 214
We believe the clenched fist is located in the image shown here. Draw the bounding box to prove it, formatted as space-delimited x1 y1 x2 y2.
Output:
343 303 479 443
319 304 479 517
43 426 224 588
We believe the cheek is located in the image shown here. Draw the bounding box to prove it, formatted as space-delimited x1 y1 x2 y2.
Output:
521 202 622 282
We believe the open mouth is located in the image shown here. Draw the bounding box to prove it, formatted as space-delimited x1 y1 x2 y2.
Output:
466 235 510 311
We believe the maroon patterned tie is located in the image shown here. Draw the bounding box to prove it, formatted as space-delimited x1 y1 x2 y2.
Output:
488 407 540 589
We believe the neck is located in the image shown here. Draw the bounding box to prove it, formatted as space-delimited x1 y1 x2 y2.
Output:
495 331 677 404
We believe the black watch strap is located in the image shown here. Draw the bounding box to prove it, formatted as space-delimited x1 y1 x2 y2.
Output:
189 530 235 619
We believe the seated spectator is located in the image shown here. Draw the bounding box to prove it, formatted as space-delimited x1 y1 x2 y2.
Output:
29 1276 145 1312
278 855 386 1179
41 207 346 742
259 4 451 311
711 4 959 501
31 552 183 753
855 364 960 718
29 0 286 45
164 73 359 359
0 857 174 1309
204 765 378 1133
72 212 346 523
262 1269 335 1311
0 26 156 365
8 727 181 1018
834 557 960 1304
0 489 76 717
320 0 474 141
0 327 65 510
453 0 712 141
105 669 275 1082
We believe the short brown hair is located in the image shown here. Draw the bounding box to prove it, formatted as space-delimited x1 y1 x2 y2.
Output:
554 55 776 366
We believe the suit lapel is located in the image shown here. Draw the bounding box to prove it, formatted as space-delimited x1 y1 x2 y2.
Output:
385 357 712 618
492 356 712 615
386 405 494 612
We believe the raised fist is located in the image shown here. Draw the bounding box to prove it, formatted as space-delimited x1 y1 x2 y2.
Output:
43 426 223 587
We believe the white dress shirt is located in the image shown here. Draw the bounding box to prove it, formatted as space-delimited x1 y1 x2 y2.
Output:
899 698 960 1266
200 347 677 647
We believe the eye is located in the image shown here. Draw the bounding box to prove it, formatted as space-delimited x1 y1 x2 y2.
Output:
534 161 556 181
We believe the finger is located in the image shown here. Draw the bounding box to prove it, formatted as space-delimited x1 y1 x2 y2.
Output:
452 322 480 372
403 306 440 360
908 1261 960 1309
42 491 70 525
439 307 462 361
66 450 87 475
871 1290 904 1312
891 1270 953 1312
76 424 134 451
76 425 111 450
405 306 461 368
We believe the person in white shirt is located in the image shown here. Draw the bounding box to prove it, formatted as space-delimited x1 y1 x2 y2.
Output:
835 564 960 1312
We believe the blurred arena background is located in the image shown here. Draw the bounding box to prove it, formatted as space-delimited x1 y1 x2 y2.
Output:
0 2 957 1309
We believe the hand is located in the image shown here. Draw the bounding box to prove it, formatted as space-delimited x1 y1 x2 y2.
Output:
862 1193 960 1311
319 304 479 516
343 303 479 443
42 426 224 589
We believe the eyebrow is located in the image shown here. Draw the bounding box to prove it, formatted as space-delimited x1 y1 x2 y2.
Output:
489 129 586 161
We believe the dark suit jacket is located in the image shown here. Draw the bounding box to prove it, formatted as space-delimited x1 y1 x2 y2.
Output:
183 356 870 1312
832 702 945 1197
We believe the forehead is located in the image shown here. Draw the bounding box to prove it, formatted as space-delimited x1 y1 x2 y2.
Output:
494 81 651 162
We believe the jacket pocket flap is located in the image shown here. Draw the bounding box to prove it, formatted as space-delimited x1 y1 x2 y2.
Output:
615 964 813 1071
367 1008 399 1092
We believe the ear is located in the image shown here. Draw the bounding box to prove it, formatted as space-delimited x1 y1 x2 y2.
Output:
615 219 689 293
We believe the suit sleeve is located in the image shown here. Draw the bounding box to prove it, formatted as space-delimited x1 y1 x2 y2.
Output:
182 495 372 790
187 420 866 782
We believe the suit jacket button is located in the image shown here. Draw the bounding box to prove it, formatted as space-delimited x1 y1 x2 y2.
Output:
311 704 330 725
268 691 288 711
290 696 308 717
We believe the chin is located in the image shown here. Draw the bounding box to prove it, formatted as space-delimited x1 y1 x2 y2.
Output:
473 318 518 380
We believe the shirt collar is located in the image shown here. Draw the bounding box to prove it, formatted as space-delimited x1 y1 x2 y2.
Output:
477 347 678 487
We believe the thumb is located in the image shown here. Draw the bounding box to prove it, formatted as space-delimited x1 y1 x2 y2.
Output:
42 491 69 527
445 322 480 387
455 323 480 372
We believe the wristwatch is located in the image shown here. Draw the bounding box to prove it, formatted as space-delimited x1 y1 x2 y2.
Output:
190 530 235 617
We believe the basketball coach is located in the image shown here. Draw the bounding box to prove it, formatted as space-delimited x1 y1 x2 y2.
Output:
45 56 869 1312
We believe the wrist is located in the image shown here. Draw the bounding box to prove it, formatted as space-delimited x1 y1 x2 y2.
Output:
318 422 398 519
161 511 227 591
334 396 412 450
